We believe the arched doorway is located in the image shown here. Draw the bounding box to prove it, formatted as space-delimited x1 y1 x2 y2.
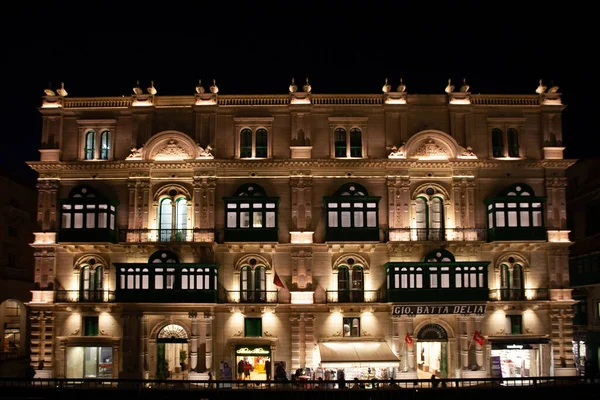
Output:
416 323 448 379
156 324 189 380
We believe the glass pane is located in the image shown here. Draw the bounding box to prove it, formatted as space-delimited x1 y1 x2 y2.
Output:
341 211 351 227
328 211 338 227
62 212 71 228
100 131 110 160
253 212 263 227
350 128 362 157
155 275 163 289
488 212 493 228
520 211 530 226
86 213 95 228
367 211 377 227
240 203 250 208
495 211 505 227
430 274 438 288
441 273 450 288
334 128 347 157
227 212 237 228
96 212 107 228
240 129 253 158
240 212 250 228
266 212 275 228
532 211 542 226
74 213 83 228
354 211 364 227
256 129 268 158
160 199 173 230
253 203 263 208
176 198 187 230
455 274 462 288
266 203 275 208
508 211 518 227
227 203 237 209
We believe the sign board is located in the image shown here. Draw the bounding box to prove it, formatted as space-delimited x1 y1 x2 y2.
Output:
490 356 502 379
392 304 487 316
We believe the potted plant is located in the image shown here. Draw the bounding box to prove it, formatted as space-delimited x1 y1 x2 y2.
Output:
179 350 187 371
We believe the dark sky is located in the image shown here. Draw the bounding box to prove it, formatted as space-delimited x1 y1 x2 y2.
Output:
3 4 595 183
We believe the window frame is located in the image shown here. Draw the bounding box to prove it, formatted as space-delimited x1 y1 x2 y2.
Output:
485 183 546 237
328 117 368 159
487 118 525 159
324 183 381 241
343 317 361 337
234 117 274 159
240 264 267 303
223 184 280 242
77 120 116 161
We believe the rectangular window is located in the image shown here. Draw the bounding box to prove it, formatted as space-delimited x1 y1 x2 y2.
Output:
488 213 493 228
354 211 364 227
520 211 530 226
366 211 377 227
245 318 262 337
441 267 450 288
86 212 95 229
266 212 275 228
155 268 164 289
253 212 263 228
341 211 351 227
455 273 462 288
227 212 237 228
328 211 338 227
240 212 250 228
507 315 522 334
84 316 99 336
532 211 542 226
495 211 505 227
343 317 360 337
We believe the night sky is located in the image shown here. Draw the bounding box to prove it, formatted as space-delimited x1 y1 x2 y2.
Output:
4 5 596 183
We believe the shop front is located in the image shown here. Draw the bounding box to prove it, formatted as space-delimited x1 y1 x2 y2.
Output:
489 338 550 378
317 341 400 385
235 344 271 381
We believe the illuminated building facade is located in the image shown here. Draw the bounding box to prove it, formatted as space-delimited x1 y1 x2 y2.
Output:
27 79 576 381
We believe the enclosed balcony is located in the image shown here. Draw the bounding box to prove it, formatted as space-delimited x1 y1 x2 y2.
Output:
114 262 218 303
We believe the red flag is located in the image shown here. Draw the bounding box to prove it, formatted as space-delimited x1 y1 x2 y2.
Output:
473 330 485 346
405 332 413 346
273 270 285 289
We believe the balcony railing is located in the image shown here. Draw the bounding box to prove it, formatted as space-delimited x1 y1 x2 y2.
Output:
118 229 214 243
387 228 486 242
488 288 550 301
55 290 115 303
326 289 381 303
223 290 279 303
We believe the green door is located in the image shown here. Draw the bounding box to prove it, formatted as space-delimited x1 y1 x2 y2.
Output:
156 343 166 380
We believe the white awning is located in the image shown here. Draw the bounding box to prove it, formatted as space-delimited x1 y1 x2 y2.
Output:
317 341 400 368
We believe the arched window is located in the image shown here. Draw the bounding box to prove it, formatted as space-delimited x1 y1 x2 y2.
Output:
414 187 445 241
80 263 103 301
337 264 364 302
499 257 525 300
485 183 546 241
334 127 362 158
85 130 96 160
492 128 504 158
507 128 520 157
239 127 270 158
239 259 267 303
100 130 110 160
59 186 117 243
324 183 381 241
224 184 279 242
158 190 188 242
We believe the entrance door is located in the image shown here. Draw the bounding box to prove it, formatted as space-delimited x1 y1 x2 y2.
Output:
156 324 189 380
416 323 449 378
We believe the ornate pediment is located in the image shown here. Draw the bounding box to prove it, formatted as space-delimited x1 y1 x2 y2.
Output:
154 140 192 160
413 139 449 159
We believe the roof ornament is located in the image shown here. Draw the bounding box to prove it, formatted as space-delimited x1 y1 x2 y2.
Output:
289 78 297 93
445 78 454 94
210 79 219 94
535 79 547 94
57 82 68 97
196 79 205 94
397 78 406 93
133 80 143 95
44 82 56 96
147 80 157 95
548 81 559 93
382 78 391 93
460 78 470 92
303 78 311 93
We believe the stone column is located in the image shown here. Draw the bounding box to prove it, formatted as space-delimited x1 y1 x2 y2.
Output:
140 179 150 230
386 177 411 240
291 249 313 289
193 175 216 241
189 311 199 371
30 310 54 374
458 315 469 370
204 312 214 372
290 314 301 370
141 315 149 377
400 316 415 371
304 314 315 369
36 179 58 231
127 180 136 230
551 308 575 369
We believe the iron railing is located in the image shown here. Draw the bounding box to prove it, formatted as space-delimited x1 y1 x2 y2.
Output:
118 229 214 243
387 228 486 242
325 289 382 303
55 290 116 303
222 290 279 304
488 288 550 301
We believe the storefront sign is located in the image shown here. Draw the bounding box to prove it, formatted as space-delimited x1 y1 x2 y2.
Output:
236 346 270 355
490 356 502 378
392 304 486 316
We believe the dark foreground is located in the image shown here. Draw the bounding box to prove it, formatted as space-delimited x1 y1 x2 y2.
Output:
1 377 599 400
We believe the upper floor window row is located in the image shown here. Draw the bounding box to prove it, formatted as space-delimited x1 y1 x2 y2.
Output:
334 127 362 158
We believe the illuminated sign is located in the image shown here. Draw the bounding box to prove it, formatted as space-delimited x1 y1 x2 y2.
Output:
506 345 523 349
236 347 270 355
392 304 486 316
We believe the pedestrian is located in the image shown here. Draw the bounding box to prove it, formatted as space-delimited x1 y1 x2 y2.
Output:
265 359 272 381
430 374 439 388
26 365 36 386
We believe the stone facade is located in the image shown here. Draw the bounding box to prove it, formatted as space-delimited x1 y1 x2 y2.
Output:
27 81 576 380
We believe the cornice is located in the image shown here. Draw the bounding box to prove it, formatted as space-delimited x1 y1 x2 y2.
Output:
27 158 577 174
